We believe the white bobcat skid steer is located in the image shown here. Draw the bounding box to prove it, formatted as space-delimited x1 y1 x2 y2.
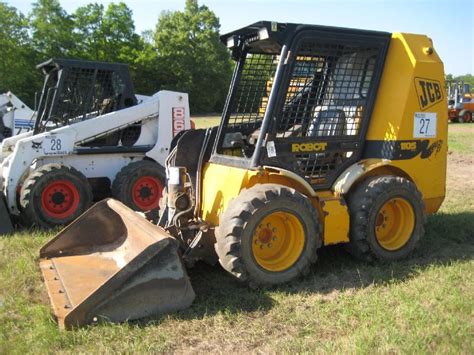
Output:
0 59 191 234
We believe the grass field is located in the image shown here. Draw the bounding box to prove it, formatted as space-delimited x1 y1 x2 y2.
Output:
191 114 221 128
0 124 473 353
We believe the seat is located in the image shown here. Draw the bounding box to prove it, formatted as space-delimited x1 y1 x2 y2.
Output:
307 109 346 137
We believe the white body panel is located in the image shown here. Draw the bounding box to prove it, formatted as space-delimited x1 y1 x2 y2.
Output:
0 90 190 214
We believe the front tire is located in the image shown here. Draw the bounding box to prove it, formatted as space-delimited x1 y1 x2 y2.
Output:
215 184 321 288
20 164 93 228
346 175 425 262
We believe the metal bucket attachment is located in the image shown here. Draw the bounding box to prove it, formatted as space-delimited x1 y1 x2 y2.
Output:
39 198 195 329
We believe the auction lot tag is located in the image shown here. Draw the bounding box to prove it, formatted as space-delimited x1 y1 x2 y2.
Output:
414 112 437 138
43 134 70 155
266 141 277 157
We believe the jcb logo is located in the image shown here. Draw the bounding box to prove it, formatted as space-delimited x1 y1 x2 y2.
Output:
401 141 417 150
292 142 327 152
414 78 443 110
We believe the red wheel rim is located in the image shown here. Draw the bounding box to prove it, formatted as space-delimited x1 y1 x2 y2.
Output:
41 180 80 219
464 112 471 122
131 176 163 211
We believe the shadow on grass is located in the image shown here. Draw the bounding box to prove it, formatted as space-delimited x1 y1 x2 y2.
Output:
137 211 474 324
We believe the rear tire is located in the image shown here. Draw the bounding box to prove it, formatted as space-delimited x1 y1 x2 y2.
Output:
346 175 425 262
20 164 93 228
112 160 165 212
215 184 321 288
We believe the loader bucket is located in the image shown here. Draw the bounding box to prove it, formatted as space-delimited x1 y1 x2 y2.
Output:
39 198 195 329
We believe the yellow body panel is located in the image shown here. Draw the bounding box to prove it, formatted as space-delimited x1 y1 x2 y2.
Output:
200 163 258 226
365 32 447 213
201 163 317 226
316 193 350 245
201 163 350 246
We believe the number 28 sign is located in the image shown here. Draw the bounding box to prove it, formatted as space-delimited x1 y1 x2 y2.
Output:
43 134 70 155
172 107 186 137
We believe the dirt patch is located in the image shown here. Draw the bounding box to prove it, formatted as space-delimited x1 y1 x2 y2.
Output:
446 151 474 196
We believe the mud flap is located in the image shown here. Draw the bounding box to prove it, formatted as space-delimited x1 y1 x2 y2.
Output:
0 194 14 235
39 198 195 329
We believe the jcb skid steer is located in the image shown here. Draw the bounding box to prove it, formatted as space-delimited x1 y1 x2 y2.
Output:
39 21 447 329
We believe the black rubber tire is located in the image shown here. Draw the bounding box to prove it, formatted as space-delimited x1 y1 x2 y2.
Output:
112 160 165 212
20 164 93 228
459 110 472 123
346 175 425 262
215 183 322 288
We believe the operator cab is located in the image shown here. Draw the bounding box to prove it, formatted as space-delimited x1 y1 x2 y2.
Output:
34 58 137 135
214 21 390 189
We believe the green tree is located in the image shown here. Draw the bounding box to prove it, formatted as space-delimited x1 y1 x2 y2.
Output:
127 43 162 96
0 2 40 105
1 0 233 112
455 74 474 91
30 0 75 59
73 2 141 63
72 3 105 60
446 74 474 93
153 0 232 113
72 2 158 95
101 2 141 62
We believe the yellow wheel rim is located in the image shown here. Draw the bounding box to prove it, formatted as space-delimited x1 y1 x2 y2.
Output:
251 211 305 272
375 197 415 251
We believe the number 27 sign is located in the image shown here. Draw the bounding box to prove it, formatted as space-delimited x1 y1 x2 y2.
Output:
413 112 437 138
172 107 186 137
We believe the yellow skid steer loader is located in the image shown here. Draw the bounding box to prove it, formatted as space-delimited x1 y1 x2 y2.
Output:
39 21 447 329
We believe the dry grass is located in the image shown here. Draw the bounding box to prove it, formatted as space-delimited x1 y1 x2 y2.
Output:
0 123 473 353
191 114 221 128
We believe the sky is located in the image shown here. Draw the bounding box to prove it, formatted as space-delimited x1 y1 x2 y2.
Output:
8 0 474 75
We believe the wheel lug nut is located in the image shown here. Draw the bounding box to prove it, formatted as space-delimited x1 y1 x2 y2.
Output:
272 237 277 241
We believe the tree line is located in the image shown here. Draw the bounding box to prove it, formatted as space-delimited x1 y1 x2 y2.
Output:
2 0 471 115
0 0 233 113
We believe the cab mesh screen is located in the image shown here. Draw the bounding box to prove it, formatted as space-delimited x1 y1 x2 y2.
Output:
51 68 125 123
226 53 279 129
272 38 380 185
